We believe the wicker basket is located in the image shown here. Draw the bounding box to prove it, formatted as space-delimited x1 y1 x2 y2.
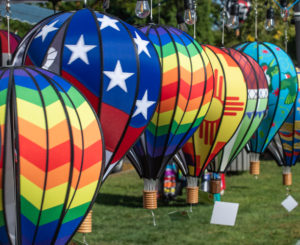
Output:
143 190 157 210
77 210 92 233
283 172 292 186
250 161 260 175
210 179 221 194
186 186 199 204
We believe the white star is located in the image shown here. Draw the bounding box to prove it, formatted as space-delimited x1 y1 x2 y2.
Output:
35 20 58 42
134 32 151 57
104 60 134 92
65 35 96 65
97 16 120 31
132 90 156 120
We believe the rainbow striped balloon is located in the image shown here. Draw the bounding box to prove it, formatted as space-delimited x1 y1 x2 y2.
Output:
0 67 104 245
128 26 213 179
182 45 247 177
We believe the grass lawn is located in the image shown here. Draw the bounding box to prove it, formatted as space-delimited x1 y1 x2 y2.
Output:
73 161 300 245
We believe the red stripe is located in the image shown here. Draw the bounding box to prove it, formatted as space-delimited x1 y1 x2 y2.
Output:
224 107 244 111
160 82 178 101
226 102 244 106
111 125 144 164
226 97 240 100
224 112 237 116
100 103 129 152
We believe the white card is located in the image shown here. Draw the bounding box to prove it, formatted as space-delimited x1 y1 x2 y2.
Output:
210 201 239 226
281 195 298 212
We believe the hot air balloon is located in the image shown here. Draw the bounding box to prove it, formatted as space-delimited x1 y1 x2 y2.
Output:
182 44 247 202
267 68 300 187
235 42 298 176
209 48 268 174
0 67 104 245
0 30 20 66
12 8 161 180
127 25 214 210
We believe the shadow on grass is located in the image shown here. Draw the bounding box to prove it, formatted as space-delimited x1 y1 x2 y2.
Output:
95 193 142 208
230 185 250 189
95 193 190 209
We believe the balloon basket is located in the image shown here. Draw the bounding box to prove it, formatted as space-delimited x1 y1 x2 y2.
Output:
283 172 292 186
210 179 221 194
143 190 157 210
250 161 260 176
77 211 92 234
186 186 199 204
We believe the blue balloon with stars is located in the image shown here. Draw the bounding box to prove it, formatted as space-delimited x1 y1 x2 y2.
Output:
13 8 162 180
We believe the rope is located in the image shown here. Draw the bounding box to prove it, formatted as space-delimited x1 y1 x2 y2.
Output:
6 0 11 66
254 0 258 40
221 0 226 46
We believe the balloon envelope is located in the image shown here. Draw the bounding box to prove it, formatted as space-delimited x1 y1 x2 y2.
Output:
268 68 300 166
183 45 247 177
128 26 214 179
0 67 104 245
12 9 161 179
210 48 268 173
235 42 298 153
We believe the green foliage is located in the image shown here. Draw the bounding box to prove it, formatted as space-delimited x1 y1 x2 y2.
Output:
1 0 297 60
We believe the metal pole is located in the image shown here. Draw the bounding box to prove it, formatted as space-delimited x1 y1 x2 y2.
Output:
294 2 300 65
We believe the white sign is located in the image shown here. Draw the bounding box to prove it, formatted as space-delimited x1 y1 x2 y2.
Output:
281 195 298 212
210 201 239 226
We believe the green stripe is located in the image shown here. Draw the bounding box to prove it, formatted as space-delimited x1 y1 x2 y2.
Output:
0 88 8 106
16 85 43 107
63 87 86 108
20 196 64 226
62 202 90 224
147 116 204 136
21 196 39 225
39 204 64 226
0 211 5 227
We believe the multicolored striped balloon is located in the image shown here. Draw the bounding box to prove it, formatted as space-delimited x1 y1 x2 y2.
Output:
210 48 268 173
0 67 104 245
128 26 213 179
0 30 20 66
182 45 247 177
235 42 298 153
268 68 300 166
12 8 161 180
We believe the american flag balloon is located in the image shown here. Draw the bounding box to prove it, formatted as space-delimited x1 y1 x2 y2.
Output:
182 45 248 177
128 26 214 179
209 48 268 173
0 67 104 245
12 9 161 180
235 42 298 154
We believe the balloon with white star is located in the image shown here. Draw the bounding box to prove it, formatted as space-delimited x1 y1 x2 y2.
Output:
13 8 161 181
127 25 214 183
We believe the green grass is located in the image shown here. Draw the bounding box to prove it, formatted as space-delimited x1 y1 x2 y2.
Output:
73 161 300 245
